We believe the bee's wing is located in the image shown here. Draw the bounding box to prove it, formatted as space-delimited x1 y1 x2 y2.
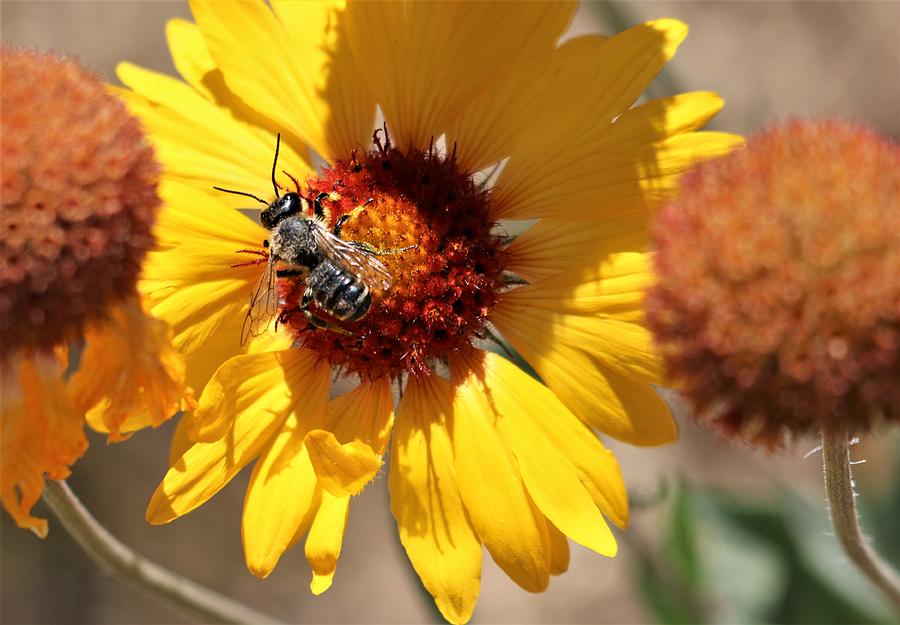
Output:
242 253 280 345
311 225 393 292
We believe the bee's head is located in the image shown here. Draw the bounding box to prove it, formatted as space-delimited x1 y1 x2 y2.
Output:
261 192 303 229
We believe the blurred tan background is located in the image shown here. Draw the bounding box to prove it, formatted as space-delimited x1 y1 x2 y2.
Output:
2 2 898 624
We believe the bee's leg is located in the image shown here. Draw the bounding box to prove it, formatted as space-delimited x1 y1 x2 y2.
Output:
313 192 330 222
333 214 351 237
333 198 375 237
350 241 417 256
276 269 305 278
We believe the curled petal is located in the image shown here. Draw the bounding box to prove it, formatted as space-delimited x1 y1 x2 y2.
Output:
305 429 382 497
1 351 87 537
72 296 194 443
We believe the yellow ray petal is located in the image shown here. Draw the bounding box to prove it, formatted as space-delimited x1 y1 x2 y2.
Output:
115 66 309 205
460 351 620 555
325 378 394 452
492 300 676 446
189 0 373 161
305 490 350 595
305 379 394 496
494 130 744 221
270 0 376 156
441 4 578 172
448 19 693 178
168 412 193 466
1 352 87 538
345 1 576 153
305 430 381 497
504 251 656 325
141 181 265 368
165 18 217 101
242 413 321 579
391 373 481 625
506 215 651 286
146 348 328 524
74 296 193 442
547 521 570 576
185 348 324 443
165 17 312 162
450 358 551 593
589 91 725 152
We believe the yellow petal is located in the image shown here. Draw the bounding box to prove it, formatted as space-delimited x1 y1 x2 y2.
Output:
391 373 481 624
324 378 394 453
305 430 381 497
448 18 695 185
506 215 651 286
165 17 312 163
116 67 309 205
495 130 744 221
465 350 623 550
146 348 328 524
505 251 657 325
168 413 193 466
589 91 725 152
270 0 376 156
492 297 676 446
305 490 350 595
189 0 373 161
1 352 87 538
345 1 576 152
140 181 268 390
165 18 217 100
304 379 394 496
242 413 321 578
186 349 321 442
451 357 551 593
548 522 570 576
73 296 193 442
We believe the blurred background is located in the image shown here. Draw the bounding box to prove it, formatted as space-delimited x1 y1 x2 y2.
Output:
2 1 898 623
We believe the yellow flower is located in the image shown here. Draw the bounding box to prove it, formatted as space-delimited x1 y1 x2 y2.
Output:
0 48 193 536
120 2 742 622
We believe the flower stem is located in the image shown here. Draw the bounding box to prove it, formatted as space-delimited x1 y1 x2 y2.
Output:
42 479 285 625
821 427 900 613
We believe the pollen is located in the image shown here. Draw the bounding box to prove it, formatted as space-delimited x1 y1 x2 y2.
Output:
277 134 504 379
645 119 900 449
0 48 160 358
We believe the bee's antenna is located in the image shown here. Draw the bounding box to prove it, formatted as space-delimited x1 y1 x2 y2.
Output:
271 133 281 199
212 186 268 206
282 169 302 194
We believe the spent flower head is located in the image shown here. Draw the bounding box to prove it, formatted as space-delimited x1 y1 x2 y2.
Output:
0 48 191 536
646 119 900 448
1 48 159 356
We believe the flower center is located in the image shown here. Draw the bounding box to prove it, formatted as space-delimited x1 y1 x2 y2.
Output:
276 136 504 379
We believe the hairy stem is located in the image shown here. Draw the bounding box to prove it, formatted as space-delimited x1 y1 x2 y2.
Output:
42 480 284 625
821 427 900 613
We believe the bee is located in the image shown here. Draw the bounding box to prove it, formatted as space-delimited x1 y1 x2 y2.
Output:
215 134 412 343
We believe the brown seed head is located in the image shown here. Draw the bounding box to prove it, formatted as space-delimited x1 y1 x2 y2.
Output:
1 48 159 358
646 119 900 448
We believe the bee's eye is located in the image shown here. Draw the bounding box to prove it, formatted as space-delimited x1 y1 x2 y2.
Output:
280 193 302 216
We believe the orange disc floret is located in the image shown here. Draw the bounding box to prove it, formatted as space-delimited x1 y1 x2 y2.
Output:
0 48 159 357
276 140 504 379
646 119 900 448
